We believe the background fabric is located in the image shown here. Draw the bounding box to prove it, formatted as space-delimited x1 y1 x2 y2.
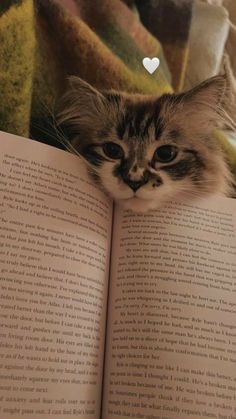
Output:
135 0 194 91
0 0 35 137
0 0 236 171
202 0 236 82
184 0 229 89
223 0 236 80
0 0 195 141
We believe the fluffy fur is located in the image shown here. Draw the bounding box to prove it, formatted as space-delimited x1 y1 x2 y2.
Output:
56 76 235 212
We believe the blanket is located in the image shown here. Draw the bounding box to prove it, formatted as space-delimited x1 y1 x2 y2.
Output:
0 0 236 173
0 0 193 139
184 0 230 89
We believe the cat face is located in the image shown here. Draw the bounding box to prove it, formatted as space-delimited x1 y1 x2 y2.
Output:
56 76 233 212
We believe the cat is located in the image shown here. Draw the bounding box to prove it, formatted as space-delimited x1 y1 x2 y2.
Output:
56 75 235 213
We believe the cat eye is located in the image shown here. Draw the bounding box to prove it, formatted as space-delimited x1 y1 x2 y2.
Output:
102 142 124 160
153 145 177 163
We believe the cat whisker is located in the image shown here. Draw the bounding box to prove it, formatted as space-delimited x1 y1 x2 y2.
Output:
32 99 77 149
178 185 218 199
31 121 78 156
31 122 62 143
31 111 98 172
190 179 218 186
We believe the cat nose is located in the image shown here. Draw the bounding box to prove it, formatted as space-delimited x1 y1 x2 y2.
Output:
124 171 149 192
125 179 146 192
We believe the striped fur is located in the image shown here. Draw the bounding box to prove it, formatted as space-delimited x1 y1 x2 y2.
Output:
56 76 235 212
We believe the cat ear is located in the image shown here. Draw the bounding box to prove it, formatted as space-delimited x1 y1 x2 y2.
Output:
165 75 228 132
56 77 108 137
67 76 105 108
182 75 226 107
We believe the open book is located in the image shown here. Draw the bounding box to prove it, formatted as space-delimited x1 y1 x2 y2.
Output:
0 130 236 419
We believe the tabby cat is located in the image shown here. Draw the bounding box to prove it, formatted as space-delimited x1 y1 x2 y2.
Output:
56 76 235 212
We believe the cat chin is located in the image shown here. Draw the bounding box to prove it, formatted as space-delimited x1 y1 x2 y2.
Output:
119 197 159 213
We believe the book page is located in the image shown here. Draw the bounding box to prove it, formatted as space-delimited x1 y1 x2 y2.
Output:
0 131 113 419
103 197 236 419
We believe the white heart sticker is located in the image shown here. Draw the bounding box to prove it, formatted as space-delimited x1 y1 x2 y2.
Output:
142 57 160 74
